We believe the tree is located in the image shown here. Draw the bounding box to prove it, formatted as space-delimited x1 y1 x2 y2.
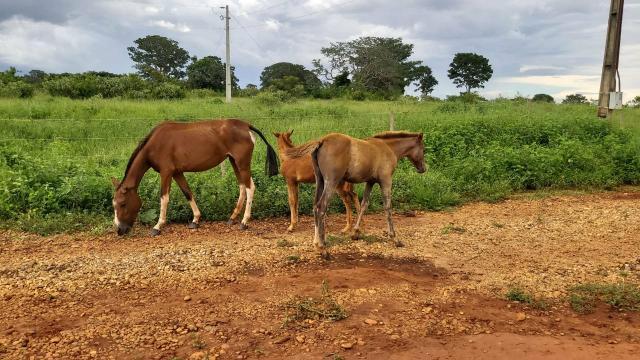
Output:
260 62 320 91
414 65 438 96
23 69 47 84
333 71 351 87
186 56 237 91
628 95 640 108
447 53 493 93
532 93 554 103
562 93 588 104
312 37 432 96
127 35 190 80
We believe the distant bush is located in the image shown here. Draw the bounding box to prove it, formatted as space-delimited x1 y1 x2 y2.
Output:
254 89 295 106
188 88 220 98
0 81 35 98
446 92 486 103
149 82 186 100
532 93 555 103
562 94 588 104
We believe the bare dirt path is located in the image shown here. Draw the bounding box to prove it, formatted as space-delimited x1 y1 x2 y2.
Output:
1 190 639 359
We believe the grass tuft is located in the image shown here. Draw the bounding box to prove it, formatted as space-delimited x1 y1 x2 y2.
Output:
283 280 348 327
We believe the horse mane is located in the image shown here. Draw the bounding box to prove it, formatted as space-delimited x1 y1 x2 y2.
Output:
120 127 157 187
371 131 421 139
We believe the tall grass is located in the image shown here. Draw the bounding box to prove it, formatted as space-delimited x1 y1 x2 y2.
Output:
0 96 639 234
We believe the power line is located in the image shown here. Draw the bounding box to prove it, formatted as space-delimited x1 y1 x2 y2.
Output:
232 16 275 63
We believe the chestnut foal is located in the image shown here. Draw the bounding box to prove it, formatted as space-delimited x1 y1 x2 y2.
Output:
112 119 278 236
287 131 426 258
273 131 361 233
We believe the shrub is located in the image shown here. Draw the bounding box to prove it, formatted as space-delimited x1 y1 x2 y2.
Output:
254 89 295 106
0 81 34 98
532 93 555 103
149 82 186 99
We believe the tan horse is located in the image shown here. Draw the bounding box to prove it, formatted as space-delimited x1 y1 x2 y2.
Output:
273 131 361 233
112 119 278 236
287 131 426 258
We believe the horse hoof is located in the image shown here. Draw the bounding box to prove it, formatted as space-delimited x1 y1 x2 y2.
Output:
320 251 331 260
287 225 295 232
395 241 405 248
226 219 236 226
187 222 199 229
351 232 361 240
240 223 248 230
150 228 161 237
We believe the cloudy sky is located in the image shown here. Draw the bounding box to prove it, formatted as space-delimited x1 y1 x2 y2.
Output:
0 0 639 101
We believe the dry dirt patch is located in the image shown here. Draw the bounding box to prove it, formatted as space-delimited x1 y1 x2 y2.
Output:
1 190 639 359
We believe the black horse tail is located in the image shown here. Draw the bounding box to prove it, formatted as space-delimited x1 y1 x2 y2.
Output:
249 125 279 177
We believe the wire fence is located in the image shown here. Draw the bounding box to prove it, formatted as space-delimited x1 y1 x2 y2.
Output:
0 111 417 143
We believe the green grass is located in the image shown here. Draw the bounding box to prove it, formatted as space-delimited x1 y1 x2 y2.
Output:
0 95 639 234
505 286 550 310
568 283 640 314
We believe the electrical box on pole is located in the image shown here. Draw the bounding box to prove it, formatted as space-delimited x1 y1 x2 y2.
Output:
597 0 624 118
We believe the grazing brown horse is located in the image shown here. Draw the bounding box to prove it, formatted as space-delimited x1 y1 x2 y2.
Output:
286 131 426 258
273 131 361 233
111 119 278 236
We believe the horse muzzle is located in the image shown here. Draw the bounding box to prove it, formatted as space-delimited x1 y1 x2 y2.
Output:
117 223 132 236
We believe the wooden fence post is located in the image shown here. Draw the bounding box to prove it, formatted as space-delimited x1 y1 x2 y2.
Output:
389 112 395 131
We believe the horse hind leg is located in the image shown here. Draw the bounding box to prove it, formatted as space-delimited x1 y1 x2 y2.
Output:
227 157 247 226
240 176 255 230
380 180 401 247
337 183 353 234
174 173 200 229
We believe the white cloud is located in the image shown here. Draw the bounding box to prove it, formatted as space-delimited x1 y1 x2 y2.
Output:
519 65 566 73
264 18 282 31
149 20 191 33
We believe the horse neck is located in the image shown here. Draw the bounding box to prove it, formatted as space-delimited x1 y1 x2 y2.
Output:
122 153 150 190
276 138 295 161
381 137 416 160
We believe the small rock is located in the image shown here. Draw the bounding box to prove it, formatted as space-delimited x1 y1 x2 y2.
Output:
50 337 61 344
390 334 400 340
295 335 305 343
190 352 206 360
184 296 192 302
515 312 526 321
89 350 97 357
364 319 378 325
274 336 290 344
341 342 354 349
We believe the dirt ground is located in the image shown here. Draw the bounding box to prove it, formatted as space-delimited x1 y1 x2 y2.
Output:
1 190 640 359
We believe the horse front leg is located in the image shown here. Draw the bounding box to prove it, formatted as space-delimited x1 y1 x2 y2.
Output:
286 180 299 232
174 173 200 229
151 172 172 236
380 180 401 247
351 182 373 240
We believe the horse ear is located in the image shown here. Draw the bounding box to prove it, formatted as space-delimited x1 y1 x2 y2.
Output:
272 132 280 138
418 133 424 141
288 129 294 136
111 177 121 189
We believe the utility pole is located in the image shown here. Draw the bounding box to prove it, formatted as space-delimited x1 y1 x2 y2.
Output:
597 0 624 118
221 5 232 103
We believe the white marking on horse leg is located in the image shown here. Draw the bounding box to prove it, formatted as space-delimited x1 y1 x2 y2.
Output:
153 194 169 230
241 178 255 225
112 199 120 227
189 199 201 223
229 184 246 220
248 130 256 144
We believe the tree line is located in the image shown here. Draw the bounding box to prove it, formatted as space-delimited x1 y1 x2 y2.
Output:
1 34 634 105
